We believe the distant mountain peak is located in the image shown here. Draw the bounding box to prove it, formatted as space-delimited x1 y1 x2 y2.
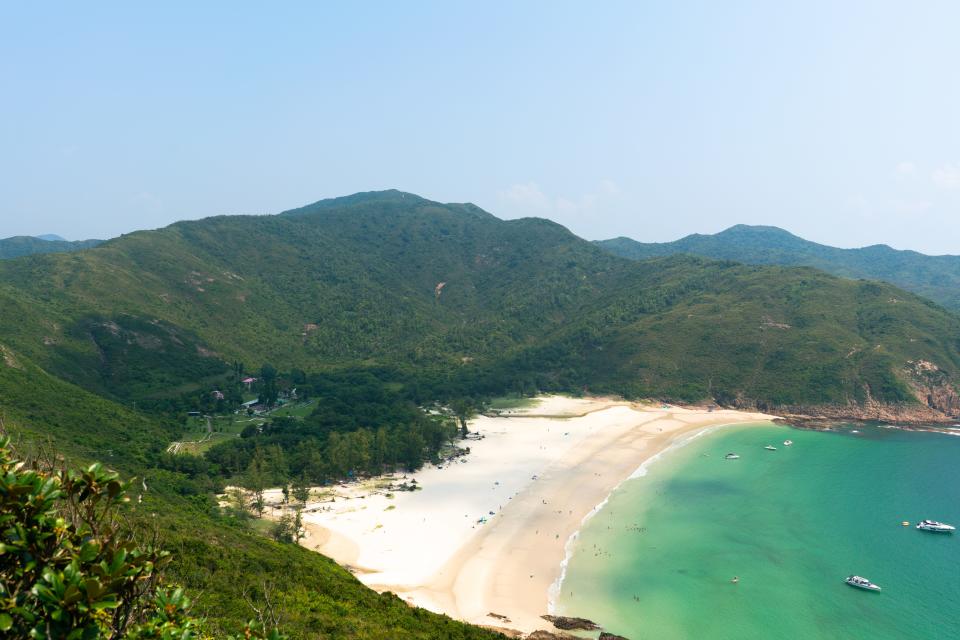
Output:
715 224 802 239
276 190 505 226
596 225 960 310
282 189 430 216
0 235 103 260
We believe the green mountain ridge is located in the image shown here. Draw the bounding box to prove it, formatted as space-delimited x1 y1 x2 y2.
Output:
2 192 959 415
596 224 960 310
0 234 103 259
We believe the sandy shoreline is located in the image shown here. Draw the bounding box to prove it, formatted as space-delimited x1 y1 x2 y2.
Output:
296 397 777 634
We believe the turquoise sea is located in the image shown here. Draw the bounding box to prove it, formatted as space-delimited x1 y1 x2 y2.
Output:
557 423 960 639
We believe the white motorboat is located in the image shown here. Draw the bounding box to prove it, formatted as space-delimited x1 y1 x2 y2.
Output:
783 440 793 446
724 453 740 460
764 445 777 451
845 575 881 591
916 519 956 533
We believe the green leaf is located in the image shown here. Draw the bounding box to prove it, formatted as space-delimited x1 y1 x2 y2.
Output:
78 541 99 563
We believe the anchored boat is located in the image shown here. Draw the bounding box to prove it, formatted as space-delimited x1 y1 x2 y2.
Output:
916 520 956 533
845 575 881 592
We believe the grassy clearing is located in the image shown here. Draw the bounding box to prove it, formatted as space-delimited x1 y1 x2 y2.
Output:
181 415 210 440
268 398 317 419
173 413 260 455
487 395 539 410
247 518 275 535
170 400 316 456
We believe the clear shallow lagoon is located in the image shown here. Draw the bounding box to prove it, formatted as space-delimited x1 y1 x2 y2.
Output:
557 423 960 639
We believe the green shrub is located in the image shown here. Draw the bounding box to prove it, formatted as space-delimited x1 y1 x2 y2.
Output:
0 436 283 639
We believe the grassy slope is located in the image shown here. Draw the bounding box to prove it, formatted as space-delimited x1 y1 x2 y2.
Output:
597 224 960 310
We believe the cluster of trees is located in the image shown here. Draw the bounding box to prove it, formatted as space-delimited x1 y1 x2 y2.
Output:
145 368 485 542
207 410 457 488
145 366 496 504
197 369 468 490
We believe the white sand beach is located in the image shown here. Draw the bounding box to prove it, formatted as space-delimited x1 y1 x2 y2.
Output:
296 396 777 634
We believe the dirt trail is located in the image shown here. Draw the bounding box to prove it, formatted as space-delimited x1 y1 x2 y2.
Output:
165 416 214 454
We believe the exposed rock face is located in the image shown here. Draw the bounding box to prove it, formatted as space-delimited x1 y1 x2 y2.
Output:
0 344 22 369
599 633 631 640
716 357 960 424
904 360 960 416
725 375 960 424
773 401 956 425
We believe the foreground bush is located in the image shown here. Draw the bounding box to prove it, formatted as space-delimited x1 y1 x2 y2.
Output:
0 436 283 639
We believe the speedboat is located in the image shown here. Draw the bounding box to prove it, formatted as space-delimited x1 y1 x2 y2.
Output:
783 440 793 446
724 453 740 460
916 520 956 533
845 575 881 591
764 445 777 451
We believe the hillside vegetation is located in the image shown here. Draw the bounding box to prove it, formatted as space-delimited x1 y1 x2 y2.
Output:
0 235 103 259
1 191 958 415
597 225 960 310
0 348 503 639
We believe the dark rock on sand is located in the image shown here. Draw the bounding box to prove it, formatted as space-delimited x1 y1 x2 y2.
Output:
540 615 600 630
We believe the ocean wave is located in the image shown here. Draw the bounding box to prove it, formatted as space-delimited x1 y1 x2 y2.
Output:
876 423 960 436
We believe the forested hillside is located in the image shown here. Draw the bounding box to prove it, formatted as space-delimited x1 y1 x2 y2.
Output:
597 225 960 310
0 346 503 638
1 191 958 414
0 234 102 259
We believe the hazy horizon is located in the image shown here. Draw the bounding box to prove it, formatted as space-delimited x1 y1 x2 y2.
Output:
2 2 958 253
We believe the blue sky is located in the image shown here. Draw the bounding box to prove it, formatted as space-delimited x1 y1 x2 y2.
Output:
2 2 959 253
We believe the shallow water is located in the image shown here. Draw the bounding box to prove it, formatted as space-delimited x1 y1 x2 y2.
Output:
557 423 960 639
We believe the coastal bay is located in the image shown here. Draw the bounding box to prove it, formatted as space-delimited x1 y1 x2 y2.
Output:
558 423 960 639
294 396 776 634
